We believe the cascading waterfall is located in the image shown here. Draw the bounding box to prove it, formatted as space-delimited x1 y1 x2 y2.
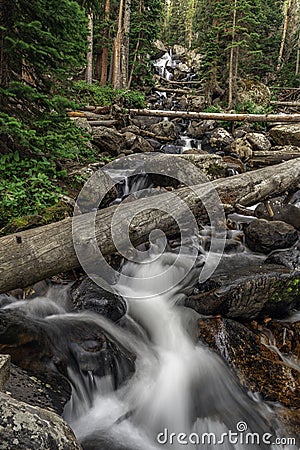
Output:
61 241 291 450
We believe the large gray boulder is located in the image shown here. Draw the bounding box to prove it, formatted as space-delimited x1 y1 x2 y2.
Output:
202 128 234 152
269 124 300 147
245 132 271 151
187 120 216 139
185 264 300 319
244 219 298 253
0 391 81 450
92 126 124 155
150 120 178 140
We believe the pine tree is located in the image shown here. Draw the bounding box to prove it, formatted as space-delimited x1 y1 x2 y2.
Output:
0 0 87 114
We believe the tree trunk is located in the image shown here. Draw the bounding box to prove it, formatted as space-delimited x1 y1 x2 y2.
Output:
127 107 300 122
100 0 110 86
86 12 94 85
277 0 293 71
112 0 124 89
228 0 237 109
120 0 131 88
1 158 300 293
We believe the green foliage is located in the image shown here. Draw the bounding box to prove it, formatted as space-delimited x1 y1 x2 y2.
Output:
235 100 274 115
69 81 146 107
0 112 97 227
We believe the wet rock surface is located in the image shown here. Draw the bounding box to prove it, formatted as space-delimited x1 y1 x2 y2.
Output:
196 317 300 408
5 364 67 415
71 277 127 322
266 239 300 270
185 264 300 319
0 306 135 401
244 219 298 253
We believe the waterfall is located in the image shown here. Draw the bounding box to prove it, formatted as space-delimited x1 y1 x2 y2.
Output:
61 241 291 450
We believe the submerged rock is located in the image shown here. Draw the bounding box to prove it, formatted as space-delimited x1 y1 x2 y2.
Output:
244 219 298 253
185 264 300 319
196 317 300 408
0 391 82 450
0 307 134 401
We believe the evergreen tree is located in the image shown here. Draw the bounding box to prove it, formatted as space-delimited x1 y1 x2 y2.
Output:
0 0 87 115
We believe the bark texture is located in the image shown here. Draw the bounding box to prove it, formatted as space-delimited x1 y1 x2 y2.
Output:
0 158 300 293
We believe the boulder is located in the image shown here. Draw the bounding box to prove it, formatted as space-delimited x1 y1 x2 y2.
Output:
196 317 300 408
202 128 234 153
70 117 92 134
230 137 253 159
71 277 126 323
160 144 182 154
269 124 300 147
265 239 300 270
150 121 178 140
245 132 271 151
130 135 155 153
187 120 216 139
0 307 134 399
173 44 186 57
0 391 82 450
273 204 300 230
92 126 124 155
236 79 271 106
244 219 298 253
5 364 68 415
185 264 300 319
188 95 207 111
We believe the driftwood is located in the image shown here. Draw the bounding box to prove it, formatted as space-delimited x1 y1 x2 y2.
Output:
0 158 300 293
128 108 300 123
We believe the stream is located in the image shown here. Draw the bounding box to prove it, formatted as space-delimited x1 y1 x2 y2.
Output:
0 49 299 449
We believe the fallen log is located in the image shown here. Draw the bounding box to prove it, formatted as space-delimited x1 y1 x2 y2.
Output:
270 101 300 107
0 158 300 293
155 75 204 85
128 108 300 123
154 87 196 95
250 147 300 167
89 120 118 127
